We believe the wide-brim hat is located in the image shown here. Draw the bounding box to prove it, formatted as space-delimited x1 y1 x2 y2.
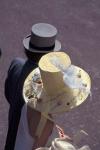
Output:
23 23 61 53
23 52 91 117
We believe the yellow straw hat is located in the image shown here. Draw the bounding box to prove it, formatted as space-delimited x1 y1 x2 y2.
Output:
23 51 91 115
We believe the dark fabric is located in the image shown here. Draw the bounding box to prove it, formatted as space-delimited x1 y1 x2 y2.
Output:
4 57 37 150
0 48 1 57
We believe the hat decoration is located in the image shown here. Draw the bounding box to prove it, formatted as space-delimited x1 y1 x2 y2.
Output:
50 56 90 93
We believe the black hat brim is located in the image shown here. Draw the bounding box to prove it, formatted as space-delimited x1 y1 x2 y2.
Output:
23 35 61 53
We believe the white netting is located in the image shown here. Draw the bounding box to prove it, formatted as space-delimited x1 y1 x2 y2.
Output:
50 56 90 94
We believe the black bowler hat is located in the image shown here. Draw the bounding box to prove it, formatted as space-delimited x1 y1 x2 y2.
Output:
23 23 61 53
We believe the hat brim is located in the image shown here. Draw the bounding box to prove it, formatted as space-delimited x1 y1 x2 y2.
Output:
23 66 91 115
23 35 61 53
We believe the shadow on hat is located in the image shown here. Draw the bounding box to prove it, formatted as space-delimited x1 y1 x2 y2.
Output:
23 52 91 118
23 23 61 54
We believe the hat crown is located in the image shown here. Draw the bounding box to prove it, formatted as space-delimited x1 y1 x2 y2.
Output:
39 52 71 97
30 23 58 48
32 23 57 37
